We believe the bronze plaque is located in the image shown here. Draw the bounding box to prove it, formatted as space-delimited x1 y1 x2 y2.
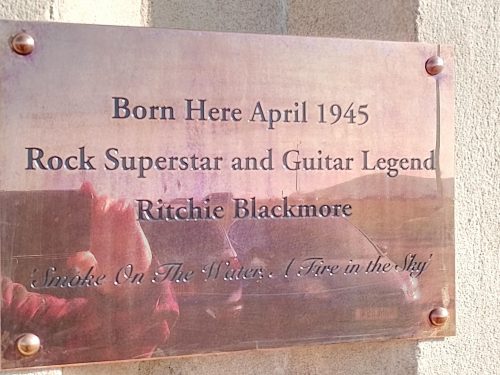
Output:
0 20 454 370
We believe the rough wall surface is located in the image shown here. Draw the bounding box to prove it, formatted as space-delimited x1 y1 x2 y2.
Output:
0 0 51 21
415 1 500 373
149 0 287 34
0 0 498 374
287 0 419 41
0 0 147 25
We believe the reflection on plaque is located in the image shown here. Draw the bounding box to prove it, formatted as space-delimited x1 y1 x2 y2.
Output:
0 20 454 370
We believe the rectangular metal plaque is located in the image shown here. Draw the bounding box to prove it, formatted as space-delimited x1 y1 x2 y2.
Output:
0 20 454 370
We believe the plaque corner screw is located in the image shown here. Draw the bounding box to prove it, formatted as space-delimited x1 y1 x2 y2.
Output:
11 32 35 56
425 56 444 76
429 307 449 326
16 333 41 356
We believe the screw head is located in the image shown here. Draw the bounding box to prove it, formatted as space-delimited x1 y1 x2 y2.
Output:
425 56 444 76
11 32 35 55
16 333 41 356
429 307 449 326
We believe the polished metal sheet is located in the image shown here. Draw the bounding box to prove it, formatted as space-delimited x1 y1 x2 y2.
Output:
0 20 454 370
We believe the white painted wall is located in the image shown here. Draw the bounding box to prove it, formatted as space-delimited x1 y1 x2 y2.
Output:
0 1 498 374
416 1 500 373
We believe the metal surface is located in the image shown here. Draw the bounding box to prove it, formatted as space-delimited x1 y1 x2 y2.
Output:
10 31 34 55
16 334 41 356
0 20 455 370
429 307 449 326
425 56 445 75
